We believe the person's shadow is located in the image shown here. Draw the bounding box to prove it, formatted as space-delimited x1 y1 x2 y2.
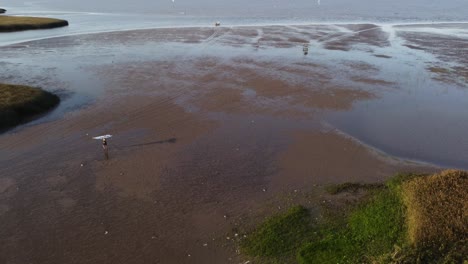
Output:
102 138 177 160
124 138 177 148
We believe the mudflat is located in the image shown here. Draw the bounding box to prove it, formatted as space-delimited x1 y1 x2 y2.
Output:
1 23 467 263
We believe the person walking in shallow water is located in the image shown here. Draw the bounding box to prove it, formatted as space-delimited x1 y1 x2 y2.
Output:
102 138 109 159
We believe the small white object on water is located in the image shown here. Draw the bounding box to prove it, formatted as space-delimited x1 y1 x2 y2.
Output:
203 243 208 247
226 236 231 240
187 254 191 257
104 231 109 235
262 188 267 192
234 233 238 237
80 163 84 167
93 134 112 140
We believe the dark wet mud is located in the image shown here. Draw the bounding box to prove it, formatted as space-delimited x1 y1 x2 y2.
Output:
1 23 466 263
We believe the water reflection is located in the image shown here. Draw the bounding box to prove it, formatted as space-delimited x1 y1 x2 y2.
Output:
1 22 468 168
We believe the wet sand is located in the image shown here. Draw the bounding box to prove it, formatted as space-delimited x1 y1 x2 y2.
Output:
0 95 425 264
1 23 466 263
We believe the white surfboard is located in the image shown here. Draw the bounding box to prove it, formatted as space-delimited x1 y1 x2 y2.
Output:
93 134 112 140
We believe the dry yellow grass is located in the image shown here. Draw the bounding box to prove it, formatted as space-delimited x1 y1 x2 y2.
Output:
0 16 68 32
402 170 467 248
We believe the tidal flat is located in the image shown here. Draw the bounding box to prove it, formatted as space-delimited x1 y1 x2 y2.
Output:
0 8 467 263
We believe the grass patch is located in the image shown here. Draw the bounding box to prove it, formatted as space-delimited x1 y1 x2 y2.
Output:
0 83 60 130
402 170 467 262
241 206 313 263
0 16 68 32
299 177 407 263
242 171 467 263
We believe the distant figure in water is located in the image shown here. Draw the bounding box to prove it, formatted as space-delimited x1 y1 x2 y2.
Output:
215 21 221 27
303 44 309 55
102 138 109 159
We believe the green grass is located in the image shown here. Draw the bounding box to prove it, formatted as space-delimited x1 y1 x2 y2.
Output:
241 172 467 264
0 83 60 130
241 206 313 263
298 178 407 263
0 15 68 32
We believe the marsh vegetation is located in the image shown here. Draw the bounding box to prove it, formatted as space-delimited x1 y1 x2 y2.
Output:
0 83 60 130
0 16 68 32
241 171 467 263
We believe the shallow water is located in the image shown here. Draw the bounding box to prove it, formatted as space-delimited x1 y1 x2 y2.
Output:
5 0 468 19
1 22 468 168
2 0 468 46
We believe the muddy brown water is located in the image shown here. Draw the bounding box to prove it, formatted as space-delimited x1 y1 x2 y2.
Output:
1 23 467 263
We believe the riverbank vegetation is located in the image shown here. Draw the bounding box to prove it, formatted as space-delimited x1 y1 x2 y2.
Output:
0 83 60 130
240 170 467 263
0 15 68 32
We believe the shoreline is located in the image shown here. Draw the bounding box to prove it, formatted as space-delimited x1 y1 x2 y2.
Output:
322 124 450 171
